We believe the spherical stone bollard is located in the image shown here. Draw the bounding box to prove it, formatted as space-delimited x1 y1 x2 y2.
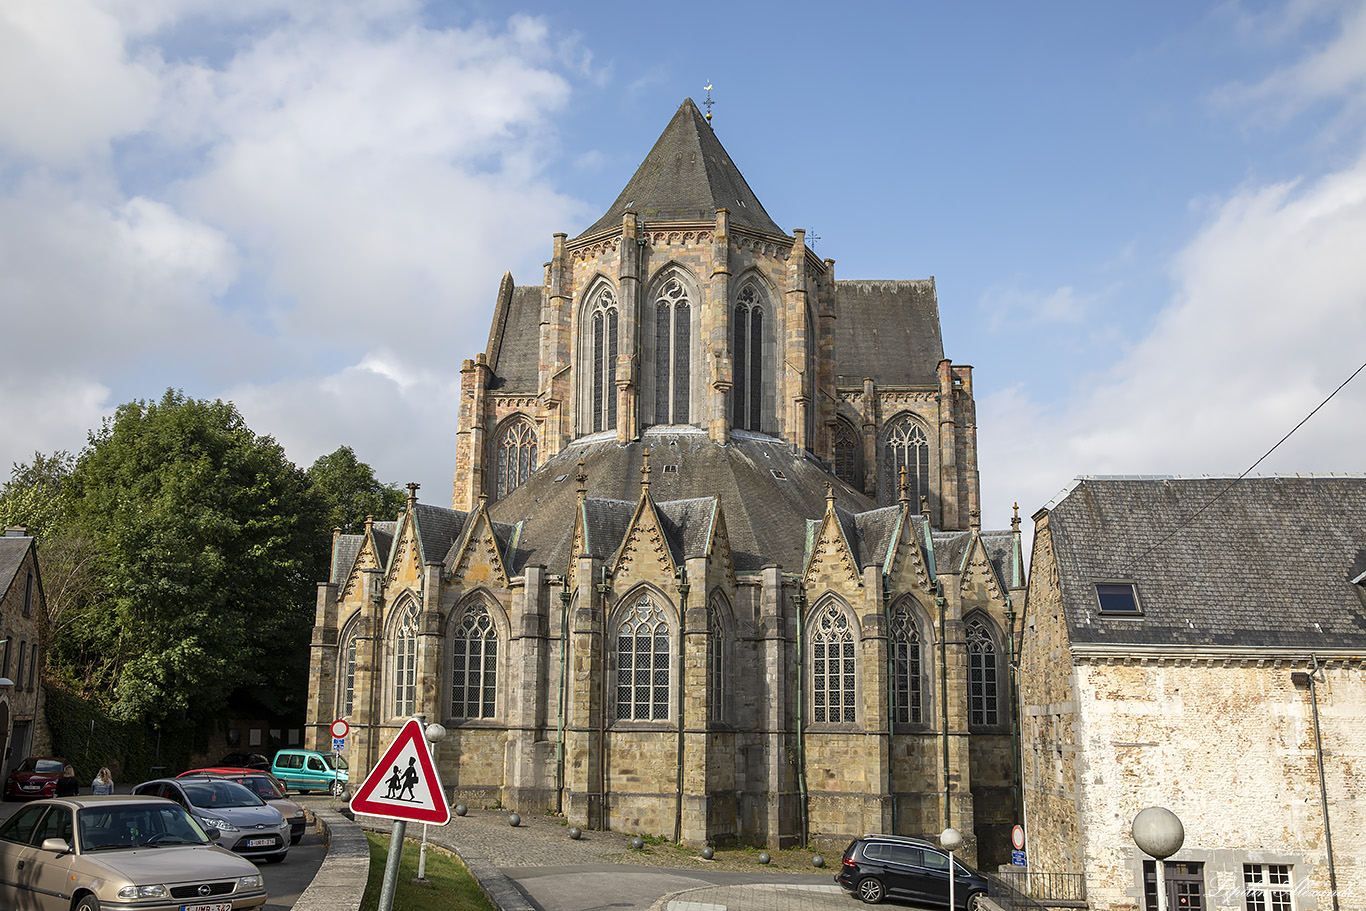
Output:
508 813 521 827
701 846 714 860
455 804 468 817
631 836 645 850
569 827 582 840
758 852 771 865
812 855 825 868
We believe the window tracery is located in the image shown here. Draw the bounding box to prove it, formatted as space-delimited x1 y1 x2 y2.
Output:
966 616 999 726
834 420 860 488
890 603 923 725
812 602 856 723
495 418 538 498
451 602 498 719
615 596 671 721
883 416 930 509
708 599 725 722
392 602 419 718
589 287 619 433
654 277 691 424
732 284 764 431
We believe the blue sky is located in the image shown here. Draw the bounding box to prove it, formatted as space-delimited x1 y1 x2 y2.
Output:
2 0 1364 532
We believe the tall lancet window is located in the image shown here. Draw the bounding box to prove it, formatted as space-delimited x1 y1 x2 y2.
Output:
495 418 537 498
654 277 691 424
833 420 860 489
966 617 999 727
883 416 930 509
590 288 619 433
804 306 817 448
732 284 764 431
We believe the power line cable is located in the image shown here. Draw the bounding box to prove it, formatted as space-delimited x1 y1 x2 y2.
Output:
1121 357 1366 575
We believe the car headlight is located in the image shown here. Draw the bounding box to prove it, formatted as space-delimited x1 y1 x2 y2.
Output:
118 884 169 900
293 809 305 818
237 874 263 891
201 816 239 832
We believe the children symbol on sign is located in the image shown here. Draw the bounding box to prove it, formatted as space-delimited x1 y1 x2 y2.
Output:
384 765 402 799
401 757 420 800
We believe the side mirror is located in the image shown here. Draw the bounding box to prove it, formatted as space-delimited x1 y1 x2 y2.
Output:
41 837 72 854
204 826 221 841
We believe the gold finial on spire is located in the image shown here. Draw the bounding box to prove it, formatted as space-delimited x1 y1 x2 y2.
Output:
641 447 652 493
898 466 910 507
703 82 714 123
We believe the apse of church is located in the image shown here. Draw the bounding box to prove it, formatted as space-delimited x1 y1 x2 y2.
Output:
308 98 1023 862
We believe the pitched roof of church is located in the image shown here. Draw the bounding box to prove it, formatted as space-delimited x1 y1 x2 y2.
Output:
485 275 542 391
1040 475 1366 651
833 280 945 386
577 98 784 239
0 534 36 601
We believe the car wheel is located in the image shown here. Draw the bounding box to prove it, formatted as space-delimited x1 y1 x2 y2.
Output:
75 894 101 911
330 780 344 797
965 893 987 911
265 853 287 864
856 877 885 904
290 833 303 845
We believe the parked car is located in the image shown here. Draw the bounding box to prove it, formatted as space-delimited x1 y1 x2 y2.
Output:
3 756 69 801
0 794 268 911
216 752 271 771
836 834 989 908
178 768 308 844
269 749 348 796
132 777 289 863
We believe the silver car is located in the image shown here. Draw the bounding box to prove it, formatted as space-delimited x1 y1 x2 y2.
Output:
0 795 267 911
132 779 290 863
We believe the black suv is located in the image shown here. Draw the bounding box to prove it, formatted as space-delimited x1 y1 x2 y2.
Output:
836 834 989 908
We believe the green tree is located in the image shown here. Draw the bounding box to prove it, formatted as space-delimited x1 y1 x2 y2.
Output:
306 446 407 535
0 450 76 538
64 390 326 728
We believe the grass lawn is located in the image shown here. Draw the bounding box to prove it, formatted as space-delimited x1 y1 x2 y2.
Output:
361 831 497 911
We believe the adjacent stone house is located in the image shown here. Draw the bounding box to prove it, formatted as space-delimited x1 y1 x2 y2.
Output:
307 98 1024 859
0 527 48 776
1020 476 1366 910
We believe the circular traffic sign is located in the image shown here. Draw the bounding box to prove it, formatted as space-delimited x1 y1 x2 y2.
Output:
330 718 349 739
1012 824 1025 851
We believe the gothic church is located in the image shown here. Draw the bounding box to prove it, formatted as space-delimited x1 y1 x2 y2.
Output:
307 99 1024 862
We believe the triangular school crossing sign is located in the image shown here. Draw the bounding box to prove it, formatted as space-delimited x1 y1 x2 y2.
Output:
350 718 451 825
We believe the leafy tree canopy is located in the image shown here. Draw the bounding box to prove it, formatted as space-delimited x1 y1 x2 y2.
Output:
307 445 407 535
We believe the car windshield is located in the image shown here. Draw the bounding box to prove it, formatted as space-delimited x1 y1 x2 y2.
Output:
28 759 65 774
182 780 265 809
321 754 347 771
234 777 284 800
79 804 211 851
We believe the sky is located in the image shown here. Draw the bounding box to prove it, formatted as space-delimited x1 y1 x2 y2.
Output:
2 0 1364 537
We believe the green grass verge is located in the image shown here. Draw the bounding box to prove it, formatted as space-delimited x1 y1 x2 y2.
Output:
361 831 497 911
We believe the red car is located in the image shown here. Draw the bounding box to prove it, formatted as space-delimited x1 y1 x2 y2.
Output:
3 756 68 800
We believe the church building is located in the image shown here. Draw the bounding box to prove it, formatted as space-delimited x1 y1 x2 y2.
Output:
307 98 1024 861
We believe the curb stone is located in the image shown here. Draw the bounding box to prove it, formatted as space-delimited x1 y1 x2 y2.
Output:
293 809 370 911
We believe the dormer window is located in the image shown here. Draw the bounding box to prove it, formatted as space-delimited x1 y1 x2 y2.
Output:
1095 582 1141 615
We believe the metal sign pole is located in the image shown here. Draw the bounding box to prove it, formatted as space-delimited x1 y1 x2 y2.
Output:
376 819 407 911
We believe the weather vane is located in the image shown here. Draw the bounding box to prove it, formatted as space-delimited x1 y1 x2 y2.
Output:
703 81 714 122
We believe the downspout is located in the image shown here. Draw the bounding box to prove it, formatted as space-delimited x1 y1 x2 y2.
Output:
674 567 689 844
793 583 809 848
1305 655 1339 911
596 565 611 829
556 579 571 814
938 580 950 829
882 578 897 834
1006 605 1022 827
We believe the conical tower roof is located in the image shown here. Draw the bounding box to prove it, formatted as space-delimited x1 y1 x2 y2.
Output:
577 98 784 238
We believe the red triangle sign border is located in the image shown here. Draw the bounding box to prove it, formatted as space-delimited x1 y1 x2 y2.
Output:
349 717 451 825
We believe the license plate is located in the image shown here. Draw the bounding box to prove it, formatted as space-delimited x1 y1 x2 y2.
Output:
181 904 231 911
246 837 274 847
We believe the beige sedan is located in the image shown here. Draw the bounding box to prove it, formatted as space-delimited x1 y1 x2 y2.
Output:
0 795 267 911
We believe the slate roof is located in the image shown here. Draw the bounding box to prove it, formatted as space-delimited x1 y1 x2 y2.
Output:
412 503 466 565
1042 476 1366 651
487 279 543 393
329 521 398 586
0 535 34 600
833 280 944 387
491 428 872 574
577 99 784 239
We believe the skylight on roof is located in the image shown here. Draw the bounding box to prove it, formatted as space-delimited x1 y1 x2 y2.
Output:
1095 582 1141 615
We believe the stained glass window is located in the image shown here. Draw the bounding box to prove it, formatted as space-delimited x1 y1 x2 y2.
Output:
393 602 419 717
495 419 538 498
883 417 930 509
890 604 922 724
966 617 998 726
812 603 857 723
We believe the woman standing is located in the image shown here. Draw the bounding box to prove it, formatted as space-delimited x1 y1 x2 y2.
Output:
91 767 115 796
55 764 80 797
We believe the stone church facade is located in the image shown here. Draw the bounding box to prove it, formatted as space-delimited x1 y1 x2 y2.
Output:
307 99 1024 860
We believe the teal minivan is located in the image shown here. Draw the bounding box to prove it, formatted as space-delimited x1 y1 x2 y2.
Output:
270 749 349 795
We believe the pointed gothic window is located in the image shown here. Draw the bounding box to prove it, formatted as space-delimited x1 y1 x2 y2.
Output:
590 288 619 433
708 599 726 723
812 602 857 724
615 596 671 721
732 284 765 431
495 418 538 498
966 617 999 727
883 416 931 509
890 603 923 725
834 420 860 489
341 637 357 717
392 602 419 717
653 277 691 424
451 602 498 719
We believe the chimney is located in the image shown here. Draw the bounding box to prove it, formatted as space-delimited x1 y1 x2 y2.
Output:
4 526 28 537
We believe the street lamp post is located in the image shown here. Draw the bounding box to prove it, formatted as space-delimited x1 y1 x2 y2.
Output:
941 827 963 911
1132 807 1184 911
415 721 448 883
